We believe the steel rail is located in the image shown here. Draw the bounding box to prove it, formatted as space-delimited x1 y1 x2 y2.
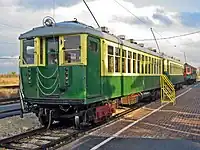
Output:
0 102 149 150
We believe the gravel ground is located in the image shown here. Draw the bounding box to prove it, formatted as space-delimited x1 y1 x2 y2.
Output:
0 113 42 140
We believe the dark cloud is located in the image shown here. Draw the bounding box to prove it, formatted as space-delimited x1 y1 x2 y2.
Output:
111 15 154 26
152 8 173 25
111 6 174 26
152 14 173 25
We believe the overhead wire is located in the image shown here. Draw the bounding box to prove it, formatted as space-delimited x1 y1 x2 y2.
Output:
113 0 147 25
113 0 164 51
113 0 200 49
135 30 200 41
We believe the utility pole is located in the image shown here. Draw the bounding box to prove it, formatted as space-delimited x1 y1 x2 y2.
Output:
183 51 187 63
150 28 160 53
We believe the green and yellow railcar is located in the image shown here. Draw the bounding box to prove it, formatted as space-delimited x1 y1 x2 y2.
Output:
18 18 184 128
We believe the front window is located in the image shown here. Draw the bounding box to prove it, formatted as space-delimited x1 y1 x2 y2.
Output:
47 37 58 65
108 45 114 73
63 35 81 63
22 39 35 65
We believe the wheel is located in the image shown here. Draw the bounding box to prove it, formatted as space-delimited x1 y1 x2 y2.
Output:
38 109 53 128
75 115 80 129
38 115 49 127
151 91 156 101
156 90 160 100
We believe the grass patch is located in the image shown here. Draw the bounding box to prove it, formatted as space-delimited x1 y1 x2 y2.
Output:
0 74 19 99
0 74 19 86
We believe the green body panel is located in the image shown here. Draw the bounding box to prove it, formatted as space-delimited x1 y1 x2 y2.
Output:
186 74 196 80
168 75 184 84
59 66 86 99
84 75 160 104
20 67 37 97
86 36 101 97
21 66 86 99
37 65 60 97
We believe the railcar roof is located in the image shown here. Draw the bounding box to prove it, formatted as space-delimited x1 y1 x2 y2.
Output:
18 20 183 64
184 63 197 69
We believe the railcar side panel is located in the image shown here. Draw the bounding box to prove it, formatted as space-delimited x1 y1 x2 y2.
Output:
86 36 101 98
168 75 184 84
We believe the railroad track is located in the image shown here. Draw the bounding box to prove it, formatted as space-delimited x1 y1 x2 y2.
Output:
0 99 21 119
0 102 149 150
0 97 19 104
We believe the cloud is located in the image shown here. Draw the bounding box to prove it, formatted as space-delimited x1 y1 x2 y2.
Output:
111 6 178 27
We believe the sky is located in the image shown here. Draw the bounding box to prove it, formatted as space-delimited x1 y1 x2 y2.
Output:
0 0 200 73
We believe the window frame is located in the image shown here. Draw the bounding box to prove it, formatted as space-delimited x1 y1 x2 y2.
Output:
169 61 183 75
133 52 137 73
59 34 87 66
107 45 114 73
20 38 38 67
115 47 121 73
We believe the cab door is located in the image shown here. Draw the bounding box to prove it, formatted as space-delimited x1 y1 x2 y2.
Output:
86 36 101 98
38 37 60 97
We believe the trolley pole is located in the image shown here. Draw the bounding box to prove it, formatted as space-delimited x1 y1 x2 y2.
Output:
184 51 187 63
150 28 160 53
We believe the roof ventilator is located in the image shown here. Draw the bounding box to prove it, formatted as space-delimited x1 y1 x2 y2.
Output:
127 39 137 44
152 48 157 52
101 26 109 33
148 47 153 51
138 43 144 47
118 35 126 40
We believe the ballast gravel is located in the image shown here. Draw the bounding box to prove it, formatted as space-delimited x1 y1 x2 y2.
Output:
0 113 42 140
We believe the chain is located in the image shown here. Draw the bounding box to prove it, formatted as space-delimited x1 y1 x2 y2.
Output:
37 67 58 79
37 73 58 89
37 81 59 96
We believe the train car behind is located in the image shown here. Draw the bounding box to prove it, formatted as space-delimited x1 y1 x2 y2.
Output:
184 63 197 84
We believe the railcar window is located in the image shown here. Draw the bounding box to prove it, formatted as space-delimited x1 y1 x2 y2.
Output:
145 56 148 74
137 54 140 73
128 51 132 73
151 58 154 74
133 52 136 73
148 57 151 74
115 47 120 72
152 58 154 74
47 38 59 64
40 39 43 65
155 59 157 74
170 63 173 74
156 59 159 74
187 67 190 73
141 55 144 74
90 41 98 52
108 45 114 73
159 60 161 74
22 39 35 64
122 50 126 73
64 35 81 63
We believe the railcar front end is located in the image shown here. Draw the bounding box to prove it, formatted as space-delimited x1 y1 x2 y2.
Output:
18 20 116 128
